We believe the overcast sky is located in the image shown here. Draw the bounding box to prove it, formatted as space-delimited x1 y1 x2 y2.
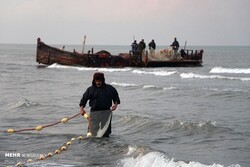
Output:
0 0 250 46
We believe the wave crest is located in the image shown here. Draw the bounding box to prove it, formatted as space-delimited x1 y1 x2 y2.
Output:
111 82 176 90
111 82 139 87
168 120 217 130
121 151 240 167
10 99 37 109
180 73 250 81
210 67 250 74
132 69 177 76
47 63 132 72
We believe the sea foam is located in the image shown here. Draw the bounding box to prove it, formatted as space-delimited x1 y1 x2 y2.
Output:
111 82 174 90
180 73 250 81
47 63 132 72
120 151 240 167
132 69 176 76
111 82 139 87
210 67 250 74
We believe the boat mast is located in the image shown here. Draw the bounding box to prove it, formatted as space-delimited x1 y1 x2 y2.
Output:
184 41 187 50
82 35 86 54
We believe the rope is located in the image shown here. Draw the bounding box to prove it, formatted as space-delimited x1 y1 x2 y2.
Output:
1 113 83 133
7 135 87 167
4 112 92 166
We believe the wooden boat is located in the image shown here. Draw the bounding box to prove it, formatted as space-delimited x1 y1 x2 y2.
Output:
36 38 203 67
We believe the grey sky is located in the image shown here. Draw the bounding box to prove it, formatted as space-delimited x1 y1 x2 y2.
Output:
0 0 250 46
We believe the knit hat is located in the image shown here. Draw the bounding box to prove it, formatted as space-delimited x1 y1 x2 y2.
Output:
92 72 105 86
93 72 105 80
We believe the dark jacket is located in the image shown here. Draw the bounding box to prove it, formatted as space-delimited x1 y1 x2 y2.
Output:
171 40 179 50
79 84 120 111
137 41 146 51
148 41 156 50
131 41 138 52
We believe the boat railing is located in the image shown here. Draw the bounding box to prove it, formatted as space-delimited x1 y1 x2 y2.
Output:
182 49 203 61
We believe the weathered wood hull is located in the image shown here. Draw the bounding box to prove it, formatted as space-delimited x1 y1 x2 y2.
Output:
36 38 203 67
36 39 88 66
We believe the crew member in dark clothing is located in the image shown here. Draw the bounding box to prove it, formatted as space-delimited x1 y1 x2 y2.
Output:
171 37 179 59
136 39 146 60
131 40 138 55
148 39 156 57
137 39 146 52
148 39 156 50
79 72 120 137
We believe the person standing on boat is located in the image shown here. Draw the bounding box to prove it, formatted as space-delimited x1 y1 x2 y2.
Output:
148 39 156 57
137 39 146 61
79 72 120 137
171 37 179 59
131 40 138 55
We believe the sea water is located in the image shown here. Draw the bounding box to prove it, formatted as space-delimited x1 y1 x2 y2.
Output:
0 44 249 167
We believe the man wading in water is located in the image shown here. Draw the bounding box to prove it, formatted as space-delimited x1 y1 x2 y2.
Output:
79 72 120 137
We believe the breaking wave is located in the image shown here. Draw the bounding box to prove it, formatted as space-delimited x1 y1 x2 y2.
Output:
111 82 139 87
111 82 176 90
47 63 132 72
111 82 158 89
180 73 250 81
167 120 217 130
132 69 177 76
48 64 178 77
210 67 250 74
142 85 156 89
121 148 240 167
9 99 37 109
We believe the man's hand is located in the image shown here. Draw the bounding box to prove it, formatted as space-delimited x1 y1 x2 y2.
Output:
111 103 118 111
80 106 89 119
80 106 86 115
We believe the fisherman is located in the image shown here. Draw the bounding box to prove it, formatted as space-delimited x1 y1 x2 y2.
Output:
136 39 146 61
171 37 179 59
79 72 120 137
131 40 138 55
148 39 156 50
148 39 156 57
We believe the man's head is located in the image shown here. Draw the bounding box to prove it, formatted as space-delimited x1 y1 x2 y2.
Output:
92 72 105 87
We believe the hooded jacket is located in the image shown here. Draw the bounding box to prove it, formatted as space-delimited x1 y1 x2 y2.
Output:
79 73 120 111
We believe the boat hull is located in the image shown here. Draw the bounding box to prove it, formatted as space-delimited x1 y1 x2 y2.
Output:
36 38 203 67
